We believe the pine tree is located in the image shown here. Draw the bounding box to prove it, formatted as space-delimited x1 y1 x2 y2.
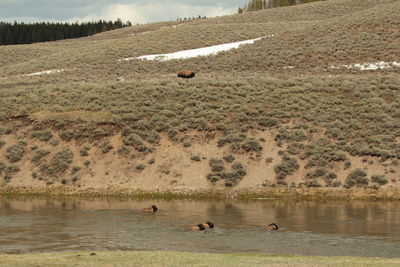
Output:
0 19 131 45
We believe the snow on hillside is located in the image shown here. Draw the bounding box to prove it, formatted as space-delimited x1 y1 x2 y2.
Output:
331 61 400 71
24 69 64 76
123 35 274 61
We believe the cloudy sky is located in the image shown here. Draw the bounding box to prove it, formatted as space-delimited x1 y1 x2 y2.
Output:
0 0 246 24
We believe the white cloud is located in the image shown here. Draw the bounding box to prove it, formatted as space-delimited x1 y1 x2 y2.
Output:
0 1 242 23
67 3 236 24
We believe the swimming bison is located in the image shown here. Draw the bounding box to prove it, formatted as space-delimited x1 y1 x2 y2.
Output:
177 70 195 78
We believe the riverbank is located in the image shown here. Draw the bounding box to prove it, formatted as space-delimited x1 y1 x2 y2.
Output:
1 185 400 201
1 251 399 267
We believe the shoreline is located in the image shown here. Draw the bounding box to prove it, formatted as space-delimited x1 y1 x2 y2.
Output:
0 251 399 267
1 186 400 201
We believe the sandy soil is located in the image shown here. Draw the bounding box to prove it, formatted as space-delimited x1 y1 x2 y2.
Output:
0 128 399 200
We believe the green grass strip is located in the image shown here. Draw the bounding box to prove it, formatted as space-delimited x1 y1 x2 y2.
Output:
1 251 399 267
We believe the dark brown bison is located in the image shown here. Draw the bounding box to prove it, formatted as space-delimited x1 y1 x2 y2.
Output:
178 70 195 78
266 223 279 231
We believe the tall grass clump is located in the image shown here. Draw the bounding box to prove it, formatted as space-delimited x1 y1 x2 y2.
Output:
31 130 53 142
371 175 388 185
207 158 246 186
274 155 299 180
344 168 369 188
40 148 74 177
5 141 26 163
0 126 12 135
3 165 20 181
31 149 50 165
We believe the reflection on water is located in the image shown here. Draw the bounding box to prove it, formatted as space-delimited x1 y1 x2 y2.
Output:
0 197 400 257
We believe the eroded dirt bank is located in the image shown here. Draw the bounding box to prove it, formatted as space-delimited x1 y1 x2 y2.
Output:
1 126 399 200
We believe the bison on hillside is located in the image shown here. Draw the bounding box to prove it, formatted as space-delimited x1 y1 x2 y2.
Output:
177 70 195 78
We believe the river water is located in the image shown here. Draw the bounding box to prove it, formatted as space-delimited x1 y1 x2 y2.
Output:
0 197 400 257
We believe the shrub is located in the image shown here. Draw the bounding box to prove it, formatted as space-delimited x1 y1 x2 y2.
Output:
183 142 192 147
242 138 262 152
276 181 287 186
136 164 146 171
223 154 235 163
123 133 147 152
305 180 322 188
31 149 50 164
0 161 6 174
306 168 327 179
259 117 278 127
371 175 388 185
344 161 351 170
44 149 73 175
84 160 91 166
118 146 130 155
4 165 20 181
80 146 90 156
207 174 222 183
72 166 81 173
59 131 74 141
206 159 246 187
345 169 369 188
148 158 155 164
232 162 246 177
146 132 160 145
217 133 245 147
0 140 5 148
287 142 304 155
168 129 178 141
324 172 337 182
0 126 12 135
5 141 26 163
99 142 113 154
31 130 53 142
209 158 224 172
49 139 59 146
274 155 299 180
369 185 380 190
191 155 201 161
302 139 346 168
290 130 308 142
326 179 341 187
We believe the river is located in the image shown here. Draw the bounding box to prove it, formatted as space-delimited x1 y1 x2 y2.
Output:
0 197 399 257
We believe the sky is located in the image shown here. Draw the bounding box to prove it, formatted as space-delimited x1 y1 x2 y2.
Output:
0 0 246 24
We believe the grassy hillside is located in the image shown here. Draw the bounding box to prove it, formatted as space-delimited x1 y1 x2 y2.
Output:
0 0 399 196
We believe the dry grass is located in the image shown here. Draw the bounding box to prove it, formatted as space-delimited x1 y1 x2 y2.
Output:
0 0 398 80
0 251 399 267
0 0 399 192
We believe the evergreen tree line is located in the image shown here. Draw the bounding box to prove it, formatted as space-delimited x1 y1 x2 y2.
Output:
176 15 207 21
238 0 325 13
0 19 132 45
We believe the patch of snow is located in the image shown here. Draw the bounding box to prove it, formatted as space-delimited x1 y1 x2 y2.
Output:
24 69 64 76
123 35 274 62
173 24 184 29
331 61 400 71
